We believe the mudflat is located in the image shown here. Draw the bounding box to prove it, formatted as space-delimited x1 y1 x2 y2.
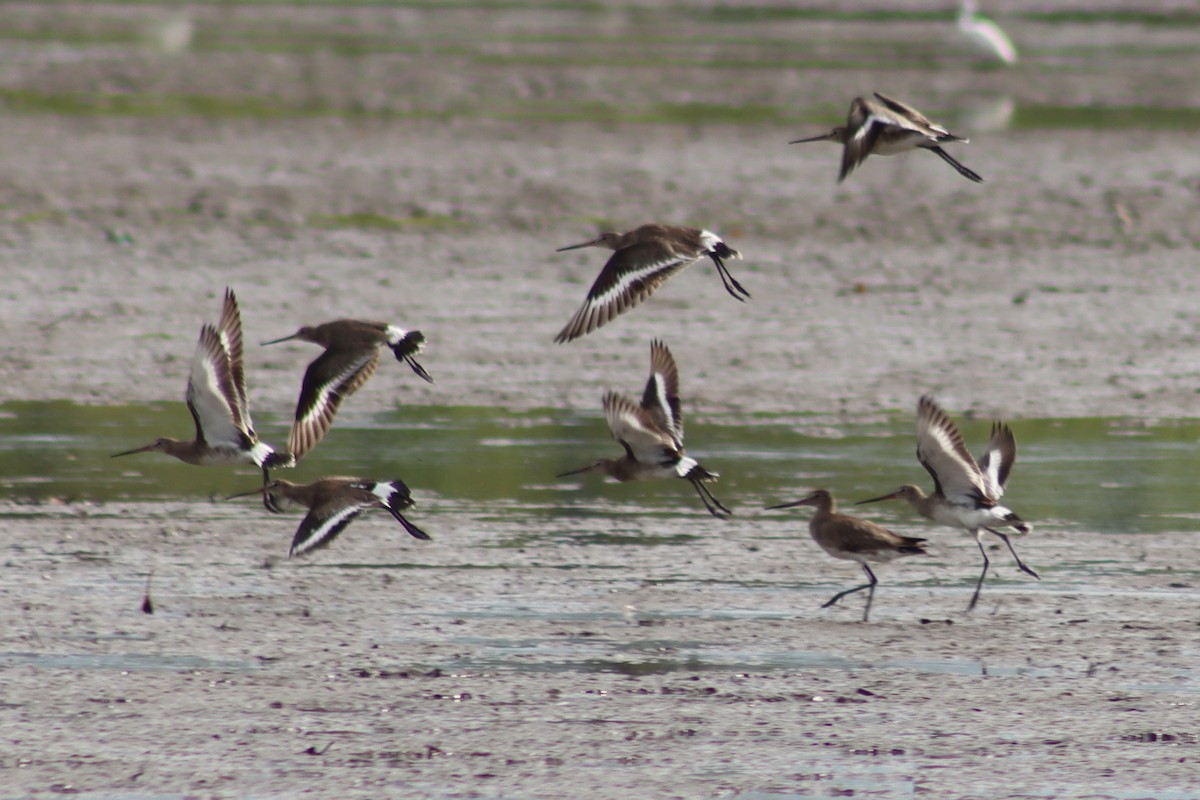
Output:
1 3 1199 798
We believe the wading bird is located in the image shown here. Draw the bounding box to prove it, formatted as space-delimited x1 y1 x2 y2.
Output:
554 224 747 343
112 288 290 480
230 476 430 558
857 395 1037 612
767 489 928 622
263 320 432 461
957 0 1018 65
558 339 730 518
790 93 983 184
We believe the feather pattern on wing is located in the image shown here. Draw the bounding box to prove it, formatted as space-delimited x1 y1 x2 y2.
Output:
215 288 253 432
976 421 1017 499
640 339 683 448
915 395 992 506
288 349 381 460
290 503 364 558
815 512 928 560
871 92 949 137
602 391 681 469
187 323 249 452
841 96 887 181
555 240 693 342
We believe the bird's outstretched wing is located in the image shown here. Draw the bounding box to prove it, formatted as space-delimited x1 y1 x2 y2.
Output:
555 239 693 342
640 339 683 448
976 421 1017 499
287 349 381 461
915 395 990 505
603 391 680 468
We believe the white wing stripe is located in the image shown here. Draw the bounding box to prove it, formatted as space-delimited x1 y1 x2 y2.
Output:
293 506 362 556
586 257 687 307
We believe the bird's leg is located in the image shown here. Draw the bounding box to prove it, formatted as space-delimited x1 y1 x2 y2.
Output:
967 530 991 612
405 355 434 384
861 564 878 622
386 506 432 541
984 527 1040 579
927 145 984 183
821 580 872 612
691 479 732 518
708 255 751 301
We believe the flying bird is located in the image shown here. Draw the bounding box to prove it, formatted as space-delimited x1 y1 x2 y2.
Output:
112 287 290 480
230 476 430 558
263 320 432 461
791 93 983 183
558 339 730 518
554 223 747 343
857 395 1037 611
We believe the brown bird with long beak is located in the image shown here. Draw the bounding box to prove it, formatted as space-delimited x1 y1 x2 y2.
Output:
263 320 432 462
767 489 929 622
856 395 1036 612
554 223 747 343
791 93 983 184
112 288 290 480
230 476 430 558
559 339 730 518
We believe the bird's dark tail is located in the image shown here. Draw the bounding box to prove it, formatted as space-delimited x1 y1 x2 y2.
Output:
388 331 434 383
259 448 295 485
709 241 740 262
262 450 295 470
898 536 929 556
1006 513 1031 535
680 459 719 483
379 480 432 541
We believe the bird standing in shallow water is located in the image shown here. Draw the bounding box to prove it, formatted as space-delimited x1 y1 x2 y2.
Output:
558 339 730 518
957 0 1018 65
767 489 928 622
554 223 748 343
263 319 432 461
230 476 430 558
791 93 983 184
112 287 290 480
857 395 1037 612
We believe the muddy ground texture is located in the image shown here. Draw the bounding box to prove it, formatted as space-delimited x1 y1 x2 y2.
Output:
1 2 1200 799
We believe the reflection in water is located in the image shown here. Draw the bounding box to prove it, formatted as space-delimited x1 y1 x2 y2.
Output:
1 401 1199 535
960 94 1015 132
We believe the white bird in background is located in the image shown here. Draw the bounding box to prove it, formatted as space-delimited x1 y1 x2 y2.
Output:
957 0 1018 65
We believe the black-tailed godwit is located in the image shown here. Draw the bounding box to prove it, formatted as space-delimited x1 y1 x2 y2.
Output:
554 223 747 343
791 93 983 184
857 395 1037 611
558 339 730 518
262 320 432 461
112 287 290 479
767 489 928 622
230 476 430 558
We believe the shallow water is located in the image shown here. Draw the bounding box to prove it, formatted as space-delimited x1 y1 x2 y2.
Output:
5 400 1199 538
